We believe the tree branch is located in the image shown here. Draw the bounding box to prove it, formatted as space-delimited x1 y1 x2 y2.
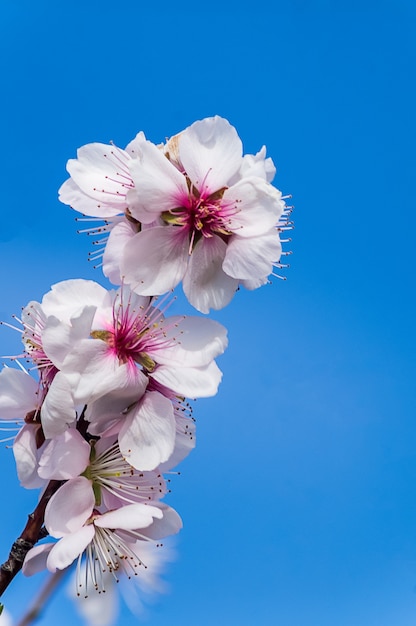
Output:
0 480 62 597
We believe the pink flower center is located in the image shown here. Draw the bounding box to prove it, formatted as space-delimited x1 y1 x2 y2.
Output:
162 177 236 249
92 294 176 372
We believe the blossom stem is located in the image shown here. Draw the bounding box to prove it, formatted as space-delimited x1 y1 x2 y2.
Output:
16 569 66 626
0 480 62 597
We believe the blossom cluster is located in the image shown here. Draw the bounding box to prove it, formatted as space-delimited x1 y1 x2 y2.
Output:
0 116 290 622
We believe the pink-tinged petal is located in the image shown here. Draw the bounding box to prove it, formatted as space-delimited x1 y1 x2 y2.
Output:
183 236 238 313
60 143 132 217
0 368 38 420
102 218 137 285
45 476 95 538
139 503 182 539
41 372 76 439
41 279 107 321
128 140 189 223
61 341 139 404
241 275 269 290
38 430 90 480
124 130 147 156
85 373 147 430
159 414 196 471
95 503 163 530
154 316 228 367
122 227 189 296
13 425 45 489
225 177 284 237
59 178 122 218
152 361 222 398
179 116 242 191
42 306 95 370
47 525 95 571
119 391 176 471
236 146 276 183
23 543 54 576
223 229 282 280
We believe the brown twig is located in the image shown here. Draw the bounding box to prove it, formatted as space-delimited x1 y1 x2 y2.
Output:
0 480 62 597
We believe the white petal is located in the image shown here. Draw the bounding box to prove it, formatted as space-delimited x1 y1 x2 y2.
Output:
47 525 95 571
41 372 76 439
151 361 223 398
86 374 147 430
38 430 90 480
119 391 176 471
122 227 189 296
42 306 95 370
13 425 45 489
139 503 182 539
61 341 144 405
59 178 122 218
223 229 282 280
41 279 107 321
236 146 276 183
125 130 147 156
154 315 228 367
0 368 38 420
102 218 137 285
59 143 132 217
45 476 95 538
23 543 54 576
225 177 284 237
159 414 196 471
241 275 269 290
95 503 163 530
128 140 189 222
179 116 242 191
183 236 238 313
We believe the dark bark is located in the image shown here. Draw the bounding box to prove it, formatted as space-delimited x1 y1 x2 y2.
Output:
0 480 62 597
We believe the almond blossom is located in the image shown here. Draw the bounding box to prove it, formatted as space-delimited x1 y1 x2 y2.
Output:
23 481 182 597
121 115 290 312
58 116 291 313
38 431 168 508
35 278 225 468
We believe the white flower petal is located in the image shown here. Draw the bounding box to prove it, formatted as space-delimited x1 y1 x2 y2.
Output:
102 218 137 285
95 503 163 530
61 341 144 405
41 279 107 321
152 361 223 398
13 425 45 489
60 143 132 217
223 229 282 280
154 315 228 367
23 543 54 576
119 391 176 471
47 525 95 572
139 503 182 539
179 116 242 191
45 476 95 538
183 236 238 313
38 430 90 480
159 414 196 471
0 368 38 420
236 146 276 183
41 372 76 439
128 140 189 222
225 177 284 237
122 227 189 296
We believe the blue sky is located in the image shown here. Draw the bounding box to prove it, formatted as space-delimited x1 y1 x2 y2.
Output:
1 1 416 624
